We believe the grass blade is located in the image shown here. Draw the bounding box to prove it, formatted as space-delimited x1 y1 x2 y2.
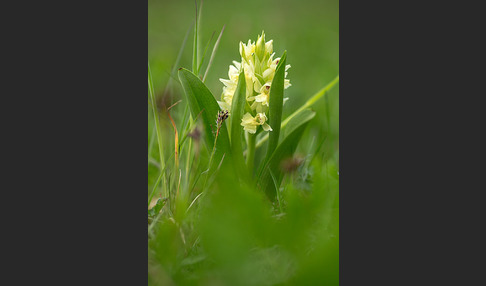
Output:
192 0 199 74
197 0 203 69
148 124 155 165
202 24 225 82
167 100 181 169
171 21 193 78
148 63 165 177
197 31 215 75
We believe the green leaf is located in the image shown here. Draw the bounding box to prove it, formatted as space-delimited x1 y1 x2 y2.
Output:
197 31 215 75
171 22 193 79
230 69 248 178
192 0 200 74
264 51 287 164
148 63 167 205
203 24 225 82
281 109 316 143
148 198 167 217
257 109 315 200
254 73 265 85
178 68 231 164
180 255 207 266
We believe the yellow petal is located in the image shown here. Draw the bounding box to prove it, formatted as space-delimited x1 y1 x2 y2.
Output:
262 123 272 132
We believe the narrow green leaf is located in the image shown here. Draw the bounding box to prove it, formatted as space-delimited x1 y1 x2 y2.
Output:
257 109 315 200
148 124 156 162
197 0 203 68
254 73 265 85
171 22 193 78
230 69 248 178
148 63 166 202
202 24 225 82
178 68 231 164
180 255 207 266
265 51 287 162
192 0 198 74
179 104 190 143
281 109 316 143
197 31 215 74
268 168 284 213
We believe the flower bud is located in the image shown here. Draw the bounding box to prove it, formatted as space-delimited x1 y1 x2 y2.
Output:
239 41 244 60
255 32 265 60
265 40 273 56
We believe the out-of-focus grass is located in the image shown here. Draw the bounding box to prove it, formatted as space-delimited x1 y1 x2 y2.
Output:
149 157 338 285
148 0 339 285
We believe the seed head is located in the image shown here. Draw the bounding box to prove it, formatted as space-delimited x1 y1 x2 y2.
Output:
216 110 229 125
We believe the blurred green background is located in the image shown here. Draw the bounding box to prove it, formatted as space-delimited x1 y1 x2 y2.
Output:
149 0 339 285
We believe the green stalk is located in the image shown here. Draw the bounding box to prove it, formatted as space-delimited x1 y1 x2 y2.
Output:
246 132 256 174
192 1 198 74
202 127 220 191
148 63 167 206
185 138 193 196
290 75 340 119
255 75 339 149
148 66 164 168
148 124 155 166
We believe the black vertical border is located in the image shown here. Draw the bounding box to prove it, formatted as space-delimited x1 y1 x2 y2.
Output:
9 0 150 284
340 1 484 285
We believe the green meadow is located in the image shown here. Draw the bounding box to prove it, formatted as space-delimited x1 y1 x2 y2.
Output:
148 0 339 284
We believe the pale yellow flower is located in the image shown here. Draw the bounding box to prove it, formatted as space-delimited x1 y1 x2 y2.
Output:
241 112 272 134
219 31 291 133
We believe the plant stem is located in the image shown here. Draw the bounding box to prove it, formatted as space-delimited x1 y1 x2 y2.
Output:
202 126 220 191
185 138 192 195
148 63 167 205
192 1 198 74
246 132 256 174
